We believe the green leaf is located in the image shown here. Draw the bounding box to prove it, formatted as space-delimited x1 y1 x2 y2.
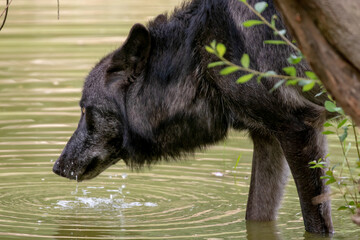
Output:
270 79 285 93
315 91 325 97
339 126 348 143
298 79 312 86
323 122 333 127
264 40 287 45
210 40 217 49
276 29 286 36
239 0 247 2
216 43 226 57
241 54 250 68
325 178 336 185
271 14 277 28
208 61 226 68
283 66 297 77
220 66 239 75
338 206 349 211
234 154 242 170
302 81 315 92
337 119 348 129
324 101 342 113
325 170 333 176
237 73 254 83
254 2 268 13
324 101 336 112
264 71 277 76
243 20 264 27
305 71 318 80
310 161 327 169
287 54 302 64
322 130 335 135
257 71 276 82
205 46 215 54
286 79 298 86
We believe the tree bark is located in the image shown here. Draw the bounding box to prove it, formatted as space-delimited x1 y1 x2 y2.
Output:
273 0 360 126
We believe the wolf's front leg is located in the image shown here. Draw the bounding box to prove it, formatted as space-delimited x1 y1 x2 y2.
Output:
246 133 289 221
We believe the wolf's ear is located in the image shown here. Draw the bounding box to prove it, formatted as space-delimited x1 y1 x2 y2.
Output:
107 24 151 77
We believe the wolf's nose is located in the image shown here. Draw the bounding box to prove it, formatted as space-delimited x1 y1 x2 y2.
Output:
52 160 61 176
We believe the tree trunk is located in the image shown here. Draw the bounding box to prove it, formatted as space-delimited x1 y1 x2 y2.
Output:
273 0 360 126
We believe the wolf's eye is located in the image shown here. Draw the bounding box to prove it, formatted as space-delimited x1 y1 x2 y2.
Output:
82 107 86 114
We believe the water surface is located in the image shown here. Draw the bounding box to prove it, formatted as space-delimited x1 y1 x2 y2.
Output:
0 0 359 239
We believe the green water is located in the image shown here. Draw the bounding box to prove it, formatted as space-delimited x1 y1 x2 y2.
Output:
0 0 359 239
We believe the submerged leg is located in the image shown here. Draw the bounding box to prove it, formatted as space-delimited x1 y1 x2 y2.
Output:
246 133 289 221
277 124 333 233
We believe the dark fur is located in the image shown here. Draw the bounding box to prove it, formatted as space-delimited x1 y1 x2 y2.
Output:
53 0 333 233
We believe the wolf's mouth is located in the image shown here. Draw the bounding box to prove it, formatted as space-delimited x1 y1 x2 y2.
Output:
52 159 84 181
53 156 122 182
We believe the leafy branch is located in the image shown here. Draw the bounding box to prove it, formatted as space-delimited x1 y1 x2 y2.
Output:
205 40 320 92
311 102 360 213
205 0 321 92
239 0 300 52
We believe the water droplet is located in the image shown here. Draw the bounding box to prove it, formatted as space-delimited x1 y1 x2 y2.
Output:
82 189 90 195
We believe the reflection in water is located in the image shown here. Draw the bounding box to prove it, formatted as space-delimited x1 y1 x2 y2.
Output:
246 221 283 240
53 217 125 240
0 0 360 239
246 221 334 240
302 232 334 240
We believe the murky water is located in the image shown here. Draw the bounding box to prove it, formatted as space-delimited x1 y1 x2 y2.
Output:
0 0 359 239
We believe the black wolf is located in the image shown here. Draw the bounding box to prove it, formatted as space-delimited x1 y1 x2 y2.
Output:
53 0 333 233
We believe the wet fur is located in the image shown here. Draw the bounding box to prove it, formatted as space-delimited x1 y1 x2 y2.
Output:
54 0 333 233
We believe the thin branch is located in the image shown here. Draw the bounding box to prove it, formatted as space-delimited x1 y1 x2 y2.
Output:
0 0 11 18
336 127 357 204
240 0 301 52
352 121 360 161
0 0 12 31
